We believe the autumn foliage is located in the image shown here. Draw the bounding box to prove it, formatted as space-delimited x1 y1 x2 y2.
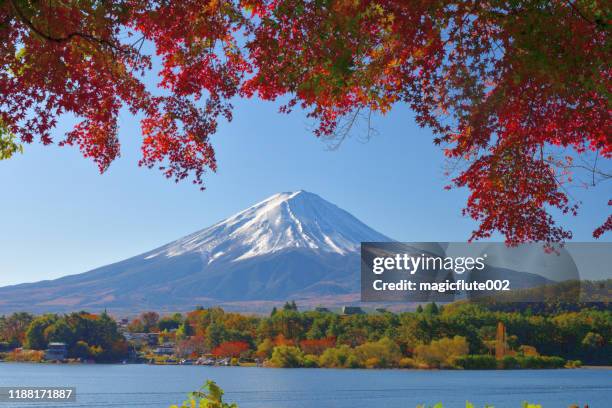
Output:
1 0 609 243
211 340 250 358
299 337 336 355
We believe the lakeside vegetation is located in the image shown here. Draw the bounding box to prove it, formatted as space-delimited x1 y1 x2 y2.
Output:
0 301 609 368
0 311 127 363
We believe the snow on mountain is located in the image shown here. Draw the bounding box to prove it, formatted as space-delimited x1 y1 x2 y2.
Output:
0 191 391 312
144 190 388 263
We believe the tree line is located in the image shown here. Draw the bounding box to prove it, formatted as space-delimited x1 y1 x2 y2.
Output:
0 311 127 362
1 302 609 366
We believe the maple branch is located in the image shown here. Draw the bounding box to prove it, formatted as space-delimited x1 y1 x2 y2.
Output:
569 164 611 183
543 154 611 189
8 0 123 53
325 108 360 151
324 108 378 151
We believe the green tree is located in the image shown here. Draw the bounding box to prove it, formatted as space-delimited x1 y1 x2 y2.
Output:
24 314 57 350
45 320 76 345
582 332 604 349
424 303 439 315
159 313 184 331
269 345 304 368
176 322 194 341
207 322 228 349
283 301 298 311
255 338 274 360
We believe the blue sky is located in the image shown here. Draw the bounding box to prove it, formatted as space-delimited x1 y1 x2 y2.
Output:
1 93 610 287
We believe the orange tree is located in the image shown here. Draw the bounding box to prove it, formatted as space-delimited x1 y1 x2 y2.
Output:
211 340 250 358
1 0 609 243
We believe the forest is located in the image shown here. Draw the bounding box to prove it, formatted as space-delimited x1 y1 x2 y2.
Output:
0 300 609 368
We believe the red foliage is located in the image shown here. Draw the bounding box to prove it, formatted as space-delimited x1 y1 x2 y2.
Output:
1 1 609 242
593 201 612 239
299 337 336 355
211 341 250 358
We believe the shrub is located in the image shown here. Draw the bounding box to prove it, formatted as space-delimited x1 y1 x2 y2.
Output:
268 345 304 368
319 345 356 368
415 336 469 368
517 356 565 369
565 359 582 368
364 357 382 368
455 355 497 370
5 349 44 362
354 338 402 368
399 357 417 368
303 354 319 368
499 356 520 369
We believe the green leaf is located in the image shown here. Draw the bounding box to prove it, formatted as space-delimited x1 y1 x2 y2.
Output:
0 124 23 160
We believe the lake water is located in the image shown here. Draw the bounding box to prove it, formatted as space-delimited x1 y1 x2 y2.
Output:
0 363 610 408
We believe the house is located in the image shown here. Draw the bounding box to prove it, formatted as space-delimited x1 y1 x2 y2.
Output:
45 342 67 361
314 307 331 313
124 332 159 346
154 343 175 356
342 306 365 315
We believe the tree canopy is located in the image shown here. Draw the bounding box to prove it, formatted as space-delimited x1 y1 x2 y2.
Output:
1 0 610 243
2 302 611 366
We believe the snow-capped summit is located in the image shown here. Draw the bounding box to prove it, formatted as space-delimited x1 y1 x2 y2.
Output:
144 190 388 263
0 191 391 312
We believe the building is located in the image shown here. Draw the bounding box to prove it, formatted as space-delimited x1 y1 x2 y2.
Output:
314 307 331 313
124 332 159 346
45 342 67 361
154 343 175 356
342 306 365 315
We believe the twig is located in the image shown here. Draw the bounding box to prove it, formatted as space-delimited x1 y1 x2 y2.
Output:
9 0 123 54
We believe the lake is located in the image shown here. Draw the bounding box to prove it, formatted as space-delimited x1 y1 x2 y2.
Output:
0 364 610 408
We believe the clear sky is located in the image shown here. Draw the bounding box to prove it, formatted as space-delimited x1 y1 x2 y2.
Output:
1 84 610 287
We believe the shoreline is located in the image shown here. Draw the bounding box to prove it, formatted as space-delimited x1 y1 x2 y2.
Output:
1 360 610 370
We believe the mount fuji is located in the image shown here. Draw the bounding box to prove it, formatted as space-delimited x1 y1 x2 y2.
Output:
0 191 391 313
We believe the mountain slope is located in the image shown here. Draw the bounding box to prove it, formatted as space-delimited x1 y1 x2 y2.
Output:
0 191 390 312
